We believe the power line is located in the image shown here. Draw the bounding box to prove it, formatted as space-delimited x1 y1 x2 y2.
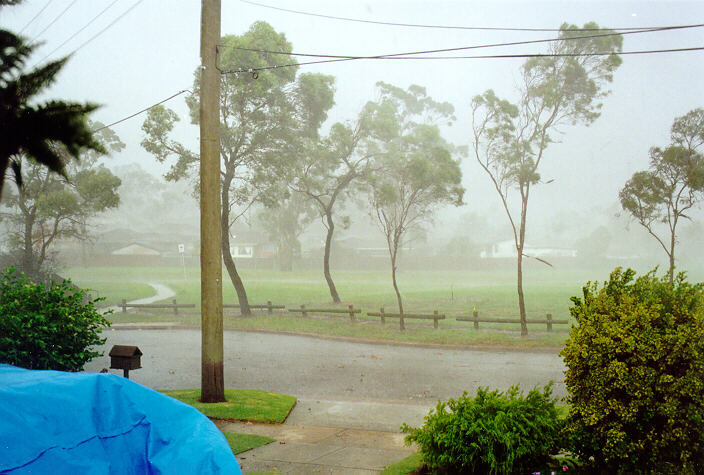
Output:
220 46 704 75
92 89 191 133
240 0 693 33
67 0 145 56
30 0 78 42
17 0 54 34
223 24 703 62
36 0 120 63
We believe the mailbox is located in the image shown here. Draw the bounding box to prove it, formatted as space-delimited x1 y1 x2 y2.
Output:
109 345 142 378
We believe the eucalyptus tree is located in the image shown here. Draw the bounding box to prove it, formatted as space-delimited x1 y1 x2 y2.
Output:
620 108 704 281
257 192 316 272
0 124 122 279
289 119 373 302
141 21 335 314
0 1 103 201
471 22 622 335
367 83 464 328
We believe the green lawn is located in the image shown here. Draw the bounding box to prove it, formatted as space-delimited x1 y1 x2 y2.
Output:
67 265 591 320
68 265 592 347
223 432 275 454
382 452 423 474
160 389 296 423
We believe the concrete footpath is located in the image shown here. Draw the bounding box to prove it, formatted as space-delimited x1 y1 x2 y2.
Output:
217 398 429 474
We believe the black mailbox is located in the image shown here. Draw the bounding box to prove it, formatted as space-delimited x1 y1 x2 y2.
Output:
109 345 142 379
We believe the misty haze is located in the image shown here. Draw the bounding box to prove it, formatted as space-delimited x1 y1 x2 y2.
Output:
1 1 704 473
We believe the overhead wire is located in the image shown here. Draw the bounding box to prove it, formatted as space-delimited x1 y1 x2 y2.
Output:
17 0 54 34
221 46 704 75
222 23 703 63
36 0 120 64
66 0 145 56
29 0 78 42
92 89 191 133
240 0 694 33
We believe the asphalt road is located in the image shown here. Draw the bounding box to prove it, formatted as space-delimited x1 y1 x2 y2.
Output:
85 328 567 404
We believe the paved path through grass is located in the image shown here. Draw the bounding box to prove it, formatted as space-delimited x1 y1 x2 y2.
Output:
103 282 175 314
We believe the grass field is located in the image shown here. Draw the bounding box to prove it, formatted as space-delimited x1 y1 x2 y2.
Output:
66 264 685 348
67 265 596 319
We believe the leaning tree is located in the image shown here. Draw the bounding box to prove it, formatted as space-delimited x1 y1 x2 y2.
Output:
367 83 464 328
471 22 622 335
141 21 335 314
620 108 704 281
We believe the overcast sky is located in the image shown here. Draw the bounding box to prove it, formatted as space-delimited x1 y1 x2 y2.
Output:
2 0 703 244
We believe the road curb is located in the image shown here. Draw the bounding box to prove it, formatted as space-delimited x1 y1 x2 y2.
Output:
107 323 562 353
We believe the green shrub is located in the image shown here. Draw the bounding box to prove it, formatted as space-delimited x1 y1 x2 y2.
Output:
0 267 110 371
401 384 562 474
561 268 704 473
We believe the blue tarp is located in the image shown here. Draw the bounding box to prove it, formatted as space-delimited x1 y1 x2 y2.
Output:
0 364 241 474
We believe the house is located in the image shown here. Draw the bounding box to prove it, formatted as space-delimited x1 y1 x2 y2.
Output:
481 240 577 259
111 243 161 256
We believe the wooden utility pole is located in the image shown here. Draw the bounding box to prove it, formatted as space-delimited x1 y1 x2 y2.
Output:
199 0 224 403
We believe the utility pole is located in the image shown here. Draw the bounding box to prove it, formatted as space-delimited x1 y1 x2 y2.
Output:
199 0 224 403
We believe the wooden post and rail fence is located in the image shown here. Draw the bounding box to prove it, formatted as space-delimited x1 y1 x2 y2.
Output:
367 308 446 329
456 310 568 332
118 297 568 331
223 301 285 315
288 304 361 322
120 299 196 315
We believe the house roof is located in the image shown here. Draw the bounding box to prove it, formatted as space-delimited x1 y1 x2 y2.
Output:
111 243 161 256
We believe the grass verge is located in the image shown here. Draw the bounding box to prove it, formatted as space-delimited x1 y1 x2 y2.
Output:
161 389 296 423
223 432 275 454
382 452 422 474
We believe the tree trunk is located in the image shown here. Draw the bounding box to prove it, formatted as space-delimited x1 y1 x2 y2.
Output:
0 155 8 201
668 229 676 283
517 250 527 336
22 212 35 278
221 206 251 316
391 256 404 331
517 193 528 336
323 210 341 303
279 234 294 272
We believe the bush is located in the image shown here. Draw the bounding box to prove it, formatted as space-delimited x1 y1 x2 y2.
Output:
401 384 562 474
561 268 704 473
0 267 110 371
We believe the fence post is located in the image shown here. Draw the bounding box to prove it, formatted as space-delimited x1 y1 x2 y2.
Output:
348 304 355 322
473 309 479 330
173 299 178 315
122 299 127 313
267 300 273 315
380 306 385 325
547 313 552 332
433 310 439 329
301 304 307 317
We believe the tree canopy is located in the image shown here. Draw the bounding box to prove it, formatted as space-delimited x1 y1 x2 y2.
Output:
368 82 464 326
620 108 704 279
0 1 104 201
141 21 335 314
0 123 122 279
471 22 622 335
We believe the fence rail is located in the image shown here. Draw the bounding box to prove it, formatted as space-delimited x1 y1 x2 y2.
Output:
456 311 568 332
120 299 195 315
223 301 285 314
288 304 361 322
367 308 445 329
